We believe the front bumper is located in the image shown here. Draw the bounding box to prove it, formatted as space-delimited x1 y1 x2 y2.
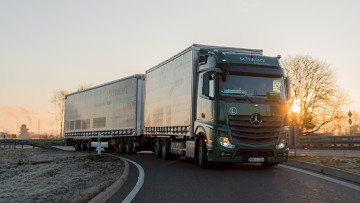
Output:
207 144 289 163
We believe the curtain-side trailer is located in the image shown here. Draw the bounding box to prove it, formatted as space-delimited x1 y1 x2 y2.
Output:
63 74 148 153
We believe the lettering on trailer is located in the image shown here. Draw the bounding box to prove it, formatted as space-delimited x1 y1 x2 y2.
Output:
108 86 128 98
239 57 266 63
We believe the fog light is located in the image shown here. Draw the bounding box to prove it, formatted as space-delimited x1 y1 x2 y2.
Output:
219 137 235 149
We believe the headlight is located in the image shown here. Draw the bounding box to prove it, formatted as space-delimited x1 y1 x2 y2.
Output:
219 137 235 149
276 131 288 149
276 139 286 149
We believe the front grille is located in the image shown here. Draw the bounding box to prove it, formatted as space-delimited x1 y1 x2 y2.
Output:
228 115 281 145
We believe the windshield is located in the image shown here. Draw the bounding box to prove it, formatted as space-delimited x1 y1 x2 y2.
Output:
219 75 285 98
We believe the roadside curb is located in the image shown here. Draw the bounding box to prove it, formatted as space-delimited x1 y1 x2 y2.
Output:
89 156 130 203
284 159 360 185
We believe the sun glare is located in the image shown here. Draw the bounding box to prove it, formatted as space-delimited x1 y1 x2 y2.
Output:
291 99 301 113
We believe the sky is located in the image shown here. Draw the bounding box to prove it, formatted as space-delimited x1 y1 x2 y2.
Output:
1 0 359 134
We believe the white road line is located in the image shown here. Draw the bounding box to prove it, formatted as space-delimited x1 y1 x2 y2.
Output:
280 165 360 192
121 158 145 203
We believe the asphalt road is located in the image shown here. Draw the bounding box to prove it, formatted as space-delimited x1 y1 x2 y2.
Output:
108 154 359 203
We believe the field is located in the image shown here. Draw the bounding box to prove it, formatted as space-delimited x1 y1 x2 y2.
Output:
0 148 124 203
290 156 360 174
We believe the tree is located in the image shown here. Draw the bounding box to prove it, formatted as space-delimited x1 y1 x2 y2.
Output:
51 85 92 137
76 84 92 91
19 124 30 139
51 90 68 137
281 55 349 135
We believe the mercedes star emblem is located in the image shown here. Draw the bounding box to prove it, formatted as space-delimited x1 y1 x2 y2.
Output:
250 113 262 127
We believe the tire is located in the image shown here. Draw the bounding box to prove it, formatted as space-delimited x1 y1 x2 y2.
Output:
118 138 124 154
86 141 92 151
197 137 208 168
261 162 278 167
125 138 133 154
80 141 86 151
154 138 162 158
161 139 170 160
74 141 80 151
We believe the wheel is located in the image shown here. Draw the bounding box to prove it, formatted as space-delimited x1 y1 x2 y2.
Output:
261 162 278 167
118 138 124 154
154 138 162 158
125 138 133 154
86 141 92 151
74 141 80 151
197 137 208 168
80 141 86 151
161 139 170 160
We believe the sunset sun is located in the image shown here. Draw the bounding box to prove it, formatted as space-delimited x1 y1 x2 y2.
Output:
291 99 301 113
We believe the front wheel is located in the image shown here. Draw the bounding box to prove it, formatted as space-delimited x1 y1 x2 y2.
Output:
197 138 208 168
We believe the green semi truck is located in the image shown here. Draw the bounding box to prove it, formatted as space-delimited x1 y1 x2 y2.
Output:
64 44 291 167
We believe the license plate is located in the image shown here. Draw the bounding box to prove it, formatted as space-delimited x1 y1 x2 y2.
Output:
248 157 264 162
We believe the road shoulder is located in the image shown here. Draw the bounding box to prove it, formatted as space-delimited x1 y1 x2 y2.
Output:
89 157 130 203
284 159 360 185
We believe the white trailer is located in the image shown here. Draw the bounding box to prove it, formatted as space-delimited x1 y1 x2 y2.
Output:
64 74 145 152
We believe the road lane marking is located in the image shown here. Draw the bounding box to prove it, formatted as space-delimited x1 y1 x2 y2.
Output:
121 158 145 203
280 165 360 192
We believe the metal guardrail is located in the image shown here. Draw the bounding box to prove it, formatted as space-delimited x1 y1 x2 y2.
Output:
0 139 65 150
297 135 360 148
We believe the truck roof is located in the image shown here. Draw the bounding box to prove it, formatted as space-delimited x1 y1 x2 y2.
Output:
146 44 263 74
65 74 144 98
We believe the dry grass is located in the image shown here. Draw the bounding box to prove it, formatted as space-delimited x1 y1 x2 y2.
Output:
290 155 360 174
0 148 124 203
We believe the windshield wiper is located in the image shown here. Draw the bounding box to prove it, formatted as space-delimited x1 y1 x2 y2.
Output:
253 92 281 97
222 93 255 103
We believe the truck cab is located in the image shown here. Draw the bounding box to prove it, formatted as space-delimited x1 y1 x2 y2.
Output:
195 49 290 166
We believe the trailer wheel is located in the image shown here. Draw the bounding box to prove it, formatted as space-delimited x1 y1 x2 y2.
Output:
197 137 208 168
74 141 80 151
86 141 93 151
118 138 124 154
154 138 162 158
125 138 133 154
80 141 86 151
162 139 170 160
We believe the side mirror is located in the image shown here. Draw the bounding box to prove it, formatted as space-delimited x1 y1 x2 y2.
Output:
285 77 291 101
